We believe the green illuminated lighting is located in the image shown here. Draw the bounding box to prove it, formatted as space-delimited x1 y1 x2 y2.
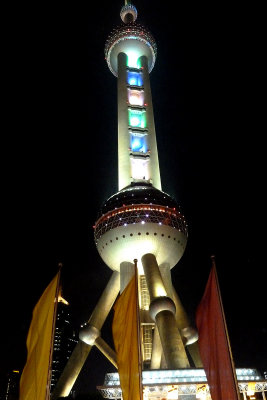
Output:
129 110 146 128
127 51 141 69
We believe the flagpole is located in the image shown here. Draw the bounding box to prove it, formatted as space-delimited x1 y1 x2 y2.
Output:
211 255 241 400
134 259 143 400
46 263 62 400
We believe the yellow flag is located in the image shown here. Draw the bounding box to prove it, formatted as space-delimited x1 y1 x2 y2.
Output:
112 274 142 400
20 272 60 400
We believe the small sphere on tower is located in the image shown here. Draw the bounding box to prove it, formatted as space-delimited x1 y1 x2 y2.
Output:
120 3 138 23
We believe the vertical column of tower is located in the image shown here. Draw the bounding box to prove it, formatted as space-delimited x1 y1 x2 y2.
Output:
117 52 131 190
117 53 161 190
128 64 150 187
141 253 190 369
118 52 151 190
140 55 161 190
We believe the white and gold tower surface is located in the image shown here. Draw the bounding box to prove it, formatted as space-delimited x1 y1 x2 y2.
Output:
51 2 266 400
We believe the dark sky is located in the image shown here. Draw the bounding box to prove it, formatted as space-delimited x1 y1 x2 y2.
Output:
1 0 266 395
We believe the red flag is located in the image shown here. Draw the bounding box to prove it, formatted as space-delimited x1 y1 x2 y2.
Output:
196 258 240 400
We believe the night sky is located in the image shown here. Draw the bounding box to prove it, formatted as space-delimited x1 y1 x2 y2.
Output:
2 0 266 395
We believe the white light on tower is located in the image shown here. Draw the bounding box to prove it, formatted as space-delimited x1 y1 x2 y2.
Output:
131 158 149 180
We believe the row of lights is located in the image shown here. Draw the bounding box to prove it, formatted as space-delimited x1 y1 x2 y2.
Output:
95 204 184 227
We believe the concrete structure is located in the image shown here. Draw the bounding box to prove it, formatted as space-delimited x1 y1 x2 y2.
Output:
51 2 267 399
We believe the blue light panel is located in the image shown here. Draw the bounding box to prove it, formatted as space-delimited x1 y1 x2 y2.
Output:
131 135 146 152
127 71 143 86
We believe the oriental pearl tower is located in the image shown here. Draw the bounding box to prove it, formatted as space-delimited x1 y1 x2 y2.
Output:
52 2 201 398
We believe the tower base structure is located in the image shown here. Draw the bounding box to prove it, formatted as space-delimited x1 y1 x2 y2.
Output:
97 368 267 400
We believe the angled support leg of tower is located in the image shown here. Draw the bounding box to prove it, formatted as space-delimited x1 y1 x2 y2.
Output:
94 336 118 369
51 271 120 399
172 286 203 367
141 253 190 369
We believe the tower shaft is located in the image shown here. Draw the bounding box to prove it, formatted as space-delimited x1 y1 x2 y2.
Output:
117 53 161 190
140 56 161 190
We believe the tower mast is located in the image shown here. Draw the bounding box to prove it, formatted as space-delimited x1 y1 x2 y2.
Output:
52 3 199 397
98 0 198 370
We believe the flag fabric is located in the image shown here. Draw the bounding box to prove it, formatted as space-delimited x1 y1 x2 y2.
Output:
20 271 60 400
112 273 142 400
195 261 240 400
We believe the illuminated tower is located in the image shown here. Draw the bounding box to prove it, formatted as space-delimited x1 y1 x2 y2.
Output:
52 3 199 398
51 2 267 399
93 0 200 369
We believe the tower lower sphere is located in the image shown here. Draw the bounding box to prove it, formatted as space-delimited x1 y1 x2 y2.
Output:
94 184 188 272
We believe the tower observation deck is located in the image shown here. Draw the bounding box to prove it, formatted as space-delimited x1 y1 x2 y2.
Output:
51 2 267 399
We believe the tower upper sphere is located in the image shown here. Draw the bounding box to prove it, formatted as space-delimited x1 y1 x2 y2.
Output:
105 3 157 76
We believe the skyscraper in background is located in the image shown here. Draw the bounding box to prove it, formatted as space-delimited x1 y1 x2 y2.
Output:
1 370 20 400
50 296 78 394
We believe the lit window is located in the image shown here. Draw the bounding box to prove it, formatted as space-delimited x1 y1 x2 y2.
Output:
127 71 143 86
128 89 144 106
131 135 146 153
131 158 149 180
129 109 146 128
126 51 141 69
